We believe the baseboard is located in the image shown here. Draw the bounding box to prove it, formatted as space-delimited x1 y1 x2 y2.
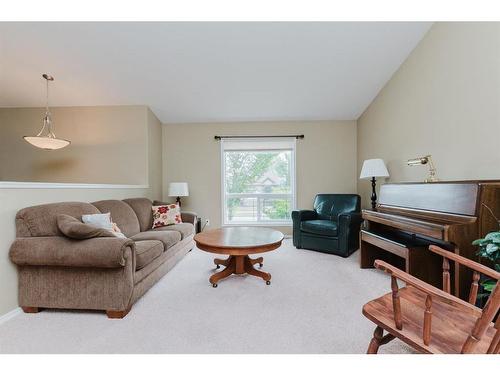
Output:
0 307 21 325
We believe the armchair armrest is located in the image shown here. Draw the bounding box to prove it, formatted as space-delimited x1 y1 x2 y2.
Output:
10 236 135 269
292 210 317 222
181 211 198 225
337 212 363 226
336 212 363 256
292 210 317 248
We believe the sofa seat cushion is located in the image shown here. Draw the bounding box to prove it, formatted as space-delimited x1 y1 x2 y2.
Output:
151 223 194 239
131 230 181 250
134 240 164 270
300 220 338 237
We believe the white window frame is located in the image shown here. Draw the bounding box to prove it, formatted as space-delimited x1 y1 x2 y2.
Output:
221 137 297 227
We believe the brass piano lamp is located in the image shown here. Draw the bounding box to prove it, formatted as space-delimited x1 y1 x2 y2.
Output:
407 155 438 183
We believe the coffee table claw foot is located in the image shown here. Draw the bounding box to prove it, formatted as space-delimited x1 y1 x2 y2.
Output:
250 257 264 268
209 257 236 287
214 256 232 270
245 258 271 284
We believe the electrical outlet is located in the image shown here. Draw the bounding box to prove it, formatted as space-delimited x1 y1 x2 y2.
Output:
205 219 210 226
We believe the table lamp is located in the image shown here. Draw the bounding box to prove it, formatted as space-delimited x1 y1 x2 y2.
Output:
360 159 389 211
168 182 189 207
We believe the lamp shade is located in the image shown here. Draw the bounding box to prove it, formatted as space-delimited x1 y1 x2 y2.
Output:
23 136 70 150
168 182 189 197
359 159 389 179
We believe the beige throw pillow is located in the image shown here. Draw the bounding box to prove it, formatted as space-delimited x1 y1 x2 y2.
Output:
152 204 182 229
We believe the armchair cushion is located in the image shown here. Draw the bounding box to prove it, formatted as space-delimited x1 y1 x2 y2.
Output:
300 220 338 237
313 194 361 220
9 236 134 268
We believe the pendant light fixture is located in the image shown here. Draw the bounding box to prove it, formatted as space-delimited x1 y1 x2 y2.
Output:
23 74 71 150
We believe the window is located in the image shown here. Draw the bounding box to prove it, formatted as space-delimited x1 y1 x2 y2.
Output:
221 138 296 225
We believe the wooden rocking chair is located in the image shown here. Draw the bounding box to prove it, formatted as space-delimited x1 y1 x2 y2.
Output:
362 245 500 354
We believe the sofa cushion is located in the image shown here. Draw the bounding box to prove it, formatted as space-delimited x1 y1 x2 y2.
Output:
152 223 194 239
300 220 338 237
57 214 114 239
15 202 101 237
92 200 140 237
131 230 181 250
123 198 154 232
134 240 164 270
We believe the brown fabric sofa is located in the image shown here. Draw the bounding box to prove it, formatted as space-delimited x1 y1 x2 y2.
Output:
9 198 196 319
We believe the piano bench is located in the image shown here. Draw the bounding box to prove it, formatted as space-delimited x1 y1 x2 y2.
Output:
360 230 442 289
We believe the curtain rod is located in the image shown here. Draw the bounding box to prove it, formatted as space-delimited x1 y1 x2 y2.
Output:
214 135 304 140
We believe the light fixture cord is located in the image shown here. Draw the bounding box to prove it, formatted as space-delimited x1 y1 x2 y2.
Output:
39 75 55 138
45 78 50 115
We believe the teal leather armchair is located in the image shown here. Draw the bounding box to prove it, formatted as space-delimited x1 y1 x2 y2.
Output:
292 194 362 257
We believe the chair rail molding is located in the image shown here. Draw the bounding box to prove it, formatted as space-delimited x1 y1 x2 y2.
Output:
0 181 149 189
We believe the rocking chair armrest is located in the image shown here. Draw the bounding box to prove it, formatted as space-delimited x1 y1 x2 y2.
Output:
429 245 500 281
374 260 481 313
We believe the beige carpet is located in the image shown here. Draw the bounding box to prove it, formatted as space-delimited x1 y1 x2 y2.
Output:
0 239 413 354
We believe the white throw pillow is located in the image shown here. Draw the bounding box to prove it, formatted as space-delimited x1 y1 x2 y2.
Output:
81 213 127 238
81 213 114 231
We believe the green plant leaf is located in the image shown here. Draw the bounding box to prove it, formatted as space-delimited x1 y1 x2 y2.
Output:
483 282 496 292
485 231 500 242
486 243 499 254
472 238 489 245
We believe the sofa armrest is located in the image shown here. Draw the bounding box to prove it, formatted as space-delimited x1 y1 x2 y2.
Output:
10 236 135 268
181 211 197 225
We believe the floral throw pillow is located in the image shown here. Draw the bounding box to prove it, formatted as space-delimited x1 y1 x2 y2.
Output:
152 204 182 229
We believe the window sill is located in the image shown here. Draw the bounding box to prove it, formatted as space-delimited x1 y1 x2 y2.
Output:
222 222 292 227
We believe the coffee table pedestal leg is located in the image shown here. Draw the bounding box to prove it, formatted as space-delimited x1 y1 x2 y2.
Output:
210 255 271 287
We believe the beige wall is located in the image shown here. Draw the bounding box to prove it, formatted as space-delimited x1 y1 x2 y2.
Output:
357 22 500 208
0 106 150 184
0 106 163 316
162 121 357 234
147 108 163 200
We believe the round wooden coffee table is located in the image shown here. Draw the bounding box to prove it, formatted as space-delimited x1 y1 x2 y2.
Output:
194 227 284 287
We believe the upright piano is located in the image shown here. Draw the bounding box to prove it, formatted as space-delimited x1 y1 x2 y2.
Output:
360 180 500 300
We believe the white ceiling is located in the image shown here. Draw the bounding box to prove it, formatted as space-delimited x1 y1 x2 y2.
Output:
0 22 432 123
